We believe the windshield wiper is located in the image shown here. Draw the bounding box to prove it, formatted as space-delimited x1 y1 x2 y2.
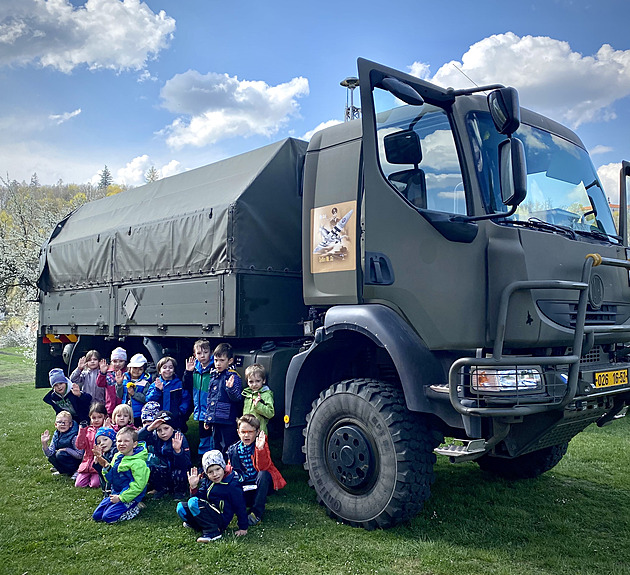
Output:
574 228 621 243
505 217 577 240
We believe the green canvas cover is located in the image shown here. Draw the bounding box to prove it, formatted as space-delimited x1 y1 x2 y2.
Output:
38 138 308 291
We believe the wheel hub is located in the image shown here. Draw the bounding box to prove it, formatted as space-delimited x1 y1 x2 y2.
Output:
326 424 375 490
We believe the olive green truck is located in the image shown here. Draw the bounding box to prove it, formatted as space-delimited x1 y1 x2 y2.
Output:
36 59 630 528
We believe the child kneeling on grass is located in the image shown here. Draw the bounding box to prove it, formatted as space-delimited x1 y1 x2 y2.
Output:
92 427 149 523
176 450 248 543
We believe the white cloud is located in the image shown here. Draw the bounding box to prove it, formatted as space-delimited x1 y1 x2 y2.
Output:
115 155 185 186
590 145 613 156
159 70 309 149
302 119 343 141
410 33 630 129
0 0 175 73
49 108 81 125
597 162 622 205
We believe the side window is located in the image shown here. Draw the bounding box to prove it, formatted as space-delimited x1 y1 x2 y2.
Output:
375 102 467 215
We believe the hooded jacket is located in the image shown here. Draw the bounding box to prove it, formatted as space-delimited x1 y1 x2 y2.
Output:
190 472 249 531
241 385 275 434
103 442 150 503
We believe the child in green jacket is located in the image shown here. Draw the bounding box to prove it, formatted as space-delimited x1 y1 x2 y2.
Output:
241 364 274 435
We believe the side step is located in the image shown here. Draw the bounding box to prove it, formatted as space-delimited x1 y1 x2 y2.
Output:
434 439 488 463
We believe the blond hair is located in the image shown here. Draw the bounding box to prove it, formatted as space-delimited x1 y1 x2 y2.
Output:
112 403 133 422
245 363 266 382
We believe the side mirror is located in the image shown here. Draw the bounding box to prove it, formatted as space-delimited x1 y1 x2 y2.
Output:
499 137 527 207
488 87 520 136
379 76 425 107
384 130 422 165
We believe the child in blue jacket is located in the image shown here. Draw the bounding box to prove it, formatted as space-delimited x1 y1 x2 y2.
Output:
176 450 248 542
145 356 190 432
203 343 242 455
40 410 83 476
138 409 191 498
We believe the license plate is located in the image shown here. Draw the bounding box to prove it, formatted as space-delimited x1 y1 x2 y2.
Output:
594 368 629 389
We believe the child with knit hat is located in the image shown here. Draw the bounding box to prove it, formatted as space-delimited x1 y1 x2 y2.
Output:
176 449 248 542
96 347 128 416
43 368 93 424
138 409 191 498
92 427 117 495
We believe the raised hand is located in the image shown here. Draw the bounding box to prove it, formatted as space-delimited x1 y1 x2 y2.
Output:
172 431 183 452
187 467 200 489
115 370 124 385
226 374 235 388
77 356 87 370
252 392 261 406
186 356 195 371
255 430 266 450
71 383 82 396
155 378 164 391
41 429 50 446
99 358 108 374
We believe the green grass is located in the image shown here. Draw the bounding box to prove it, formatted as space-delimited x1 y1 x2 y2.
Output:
1 352 629 575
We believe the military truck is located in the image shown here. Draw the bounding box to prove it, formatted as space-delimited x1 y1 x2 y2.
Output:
36 58 630 529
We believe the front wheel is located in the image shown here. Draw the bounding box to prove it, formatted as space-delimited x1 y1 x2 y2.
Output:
303 379 440 529
476 442 569 480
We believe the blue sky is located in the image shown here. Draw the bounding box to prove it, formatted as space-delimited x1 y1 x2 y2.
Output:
1 0 629 199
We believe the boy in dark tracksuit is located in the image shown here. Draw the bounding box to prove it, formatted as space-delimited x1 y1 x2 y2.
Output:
203 343 242 455
138 410 191 498
177 450 248 542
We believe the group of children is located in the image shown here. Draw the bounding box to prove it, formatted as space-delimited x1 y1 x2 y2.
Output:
41 339 285 541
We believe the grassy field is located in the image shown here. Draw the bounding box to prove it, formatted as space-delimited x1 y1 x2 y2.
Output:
1 348 629 575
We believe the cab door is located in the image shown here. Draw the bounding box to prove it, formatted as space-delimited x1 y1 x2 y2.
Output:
357 59 488 349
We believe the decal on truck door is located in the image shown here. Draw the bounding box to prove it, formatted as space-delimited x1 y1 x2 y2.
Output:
311 200 357 274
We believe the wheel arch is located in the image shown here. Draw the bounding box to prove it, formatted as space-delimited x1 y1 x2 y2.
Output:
283 304 444 463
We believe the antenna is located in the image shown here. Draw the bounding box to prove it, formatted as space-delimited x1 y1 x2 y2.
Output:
341 77 361 121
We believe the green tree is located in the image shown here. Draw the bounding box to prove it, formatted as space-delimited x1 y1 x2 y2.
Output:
145 165 160 183
98 165 113 190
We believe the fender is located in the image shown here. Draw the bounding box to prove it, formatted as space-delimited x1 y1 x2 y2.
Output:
285 304 444 425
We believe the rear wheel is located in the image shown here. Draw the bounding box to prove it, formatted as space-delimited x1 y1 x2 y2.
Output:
303 378 440 529
477 442 569 480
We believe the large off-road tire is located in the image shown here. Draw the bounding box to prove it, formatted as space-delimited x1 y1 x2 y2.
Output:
476 442 569 480
303 379 440 529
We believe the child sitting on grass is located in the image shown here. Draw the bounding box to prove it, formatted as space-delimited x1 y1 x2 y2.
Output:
75 402 108 488
41 410 83 476
176 450 248 542
226 414 286 526
138 409 191 499
92 427 149 523
92 427 117 495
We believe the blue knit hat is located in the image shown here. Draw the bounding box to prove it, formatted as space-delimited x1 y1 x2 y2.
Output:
141 401 161 422
95 427 116 443
49 368 71 388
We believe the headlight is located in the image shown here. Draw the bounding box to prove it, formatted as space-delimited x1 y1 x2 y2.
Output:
471 368 543 393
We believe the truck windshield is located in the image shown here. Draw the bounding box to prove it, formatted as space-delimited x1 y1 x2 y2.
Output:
467 111 619 241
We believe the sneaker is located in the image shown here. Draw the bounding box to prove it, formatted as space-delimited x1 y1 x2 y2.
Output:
71 472 78 480
182 522 192 529
197 532 222 543
50 467 57 473
247 513 261 526
51 471 61 476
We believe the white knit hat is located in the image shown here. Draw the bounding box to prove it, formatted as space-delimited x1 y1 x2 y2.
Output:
202 450 226 470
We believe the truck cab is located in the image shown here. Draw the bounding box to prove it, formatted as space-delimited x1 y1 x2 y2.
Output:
288 59 630 528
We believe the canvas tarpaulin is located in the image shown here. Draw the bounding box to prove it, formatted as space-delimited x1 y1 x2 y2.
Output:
38 138 307 291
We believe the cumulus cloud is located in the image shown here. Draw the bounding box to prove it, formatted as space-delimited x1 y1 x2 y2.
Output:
410 33 630 129
0 0 175 73
302 119 343 141
597 162 623 205
116 155 185 186
49 108 81 125
590 145 613 156
159 70 309 149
